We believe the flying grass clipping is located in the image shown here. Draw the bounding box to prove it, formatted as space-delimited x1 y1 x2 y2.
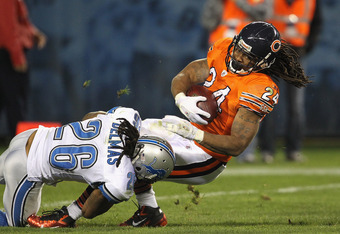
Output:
82 80 130 98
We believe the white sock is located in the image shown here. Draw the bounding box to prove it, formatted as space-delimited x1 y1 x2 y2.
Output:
136 187 158 208
67 201 82 220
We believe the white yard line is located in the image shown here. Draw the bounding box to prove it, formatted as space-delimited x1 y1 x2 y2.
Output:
277 183 340 193
156 183 340 201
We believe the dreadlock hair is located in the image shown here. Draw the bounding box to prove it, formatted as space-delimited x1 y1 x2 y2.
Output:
111 118 140 168
263 40 312 88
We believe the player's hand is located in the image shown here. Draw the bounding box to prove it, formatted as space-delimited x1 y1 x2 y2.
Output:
162 115 204 143
175 92 210 125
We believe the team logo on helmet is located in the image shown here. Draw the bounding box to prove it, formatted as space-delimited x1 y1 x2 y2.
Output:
143 157 167 179
132 135 175 183
271 39 281 53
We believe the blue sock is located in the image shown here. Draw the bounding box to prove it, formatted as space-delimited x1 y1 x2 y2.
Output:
0 210 8 226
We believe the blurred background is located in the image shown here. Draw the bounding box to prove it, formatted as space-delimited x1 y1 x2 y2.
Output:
0 0 339 140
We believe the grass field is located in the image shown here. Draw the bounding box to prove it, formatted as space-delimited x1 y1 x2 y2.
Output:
0 138 340 233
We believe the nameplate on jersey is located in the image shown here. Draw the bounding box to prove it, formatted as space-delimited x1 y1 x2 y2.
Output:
107 121 123 165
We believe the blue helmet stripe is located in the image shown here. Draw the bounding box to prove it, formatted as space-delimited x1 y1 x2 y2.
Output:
137 139 175 162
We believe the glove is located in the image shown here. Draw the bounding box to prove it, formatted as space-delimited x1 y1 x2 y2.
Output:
175 92 210 125
162 115 204 143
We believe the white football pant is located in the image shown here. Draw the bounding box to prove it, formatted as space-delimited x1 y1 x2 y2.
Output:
0 130 43 226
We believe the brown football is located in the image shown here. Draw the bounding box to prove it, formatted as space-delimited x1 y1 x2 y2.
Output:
186 85 218 123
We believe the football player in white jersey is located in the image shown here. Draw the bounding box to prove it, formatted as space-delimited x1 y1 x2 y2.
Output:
0 106 175 227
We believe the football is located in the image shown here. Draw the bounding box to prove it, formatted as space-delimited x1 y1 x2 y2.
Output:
186 85 218 123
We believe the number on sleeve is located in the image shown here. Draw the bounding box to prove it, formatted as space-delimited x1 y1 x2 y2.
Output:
126 172 136 192
272 93 279 105
261 87 279 104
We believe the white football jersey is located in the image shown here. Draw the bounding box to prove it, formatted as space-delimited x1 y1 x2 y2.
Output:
27 107 141 203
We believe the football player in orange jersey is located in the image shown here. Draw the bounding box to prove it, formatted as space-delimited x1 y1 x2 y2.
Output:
29 21 310 228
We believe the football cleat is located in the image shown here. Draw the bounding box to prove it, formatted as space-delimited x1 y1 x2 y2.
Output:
119 206 167 227
27 206 75 228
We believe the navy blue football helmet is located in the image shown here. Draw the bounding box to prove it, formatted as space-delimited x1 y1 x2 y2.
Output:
226 21 282 75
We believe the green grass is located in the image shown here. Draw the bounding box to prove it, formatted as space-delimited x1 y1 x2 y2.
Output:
1 139 340 233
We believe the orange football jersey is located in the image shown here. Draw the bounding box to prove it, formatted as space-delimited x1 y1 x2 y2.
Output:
192 38 279 162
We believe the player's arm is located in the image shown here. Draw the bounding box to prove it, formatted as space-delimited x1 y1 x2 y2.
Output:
163 107 260 157
82 189 113 219
200 107 260 156
171 58 212 125
82 111 107 121
171 58 210 97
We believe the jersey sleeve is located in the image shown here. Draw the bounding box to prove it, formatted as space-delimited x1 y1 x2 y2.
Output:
238 76 279 117
107 107 142 131
98 182 133 204
98 159 136 203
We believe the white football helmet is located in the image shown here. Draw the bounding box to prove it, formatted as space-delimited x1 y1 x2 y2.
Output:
132 135 175 183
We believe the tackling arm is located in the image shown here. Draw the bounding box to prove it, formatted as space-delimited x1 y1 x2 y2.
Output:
82 189 113 219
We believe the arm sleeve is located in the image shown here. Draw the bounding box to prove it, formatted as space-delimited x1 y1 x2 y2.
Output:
98 184 125 204
238 78 278 117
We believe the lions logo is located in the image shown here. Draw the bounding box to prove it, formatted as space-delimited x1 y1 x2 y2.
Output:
143 157 166 179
